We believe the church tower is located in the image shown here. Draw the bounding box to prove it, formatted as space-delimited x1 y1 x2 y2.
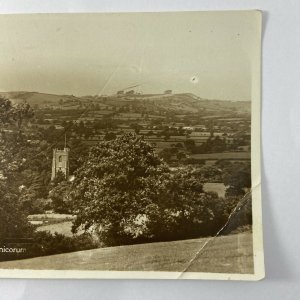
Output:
51 147 70 181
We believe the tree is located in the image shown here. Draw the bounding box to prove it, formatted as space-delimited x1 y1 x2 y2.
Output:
222 162 251 196
1 97 34 131
158 148 173 162
47 169 72 213
49 180 72 213
0 97 35 239
0 97 15 125
19 177 48 214
130 123 142 134
175 142 183 148
196 165 222 182
67 139 89 174
147 130 154 136
14 102 34 131
140 167 223 241
0 181 33 239
184 139 196 150
164 133 170 141
70 134 226 246
104 131 117 141
176 151 186 161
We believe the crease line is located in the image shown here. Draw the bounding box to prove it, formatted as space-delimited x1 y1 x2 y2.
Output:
177 187 255 279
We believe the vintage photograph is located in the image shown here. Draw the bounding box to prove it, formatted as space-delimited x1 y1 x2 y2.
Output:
0 11 263 280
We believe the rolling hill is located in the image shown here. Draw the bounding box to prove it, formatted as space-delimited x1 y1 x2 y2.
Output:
0 91 251 115
0 91 81 107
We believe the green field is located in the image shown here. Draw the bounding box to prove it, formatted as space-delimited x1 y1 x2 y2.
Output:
0 232 253 274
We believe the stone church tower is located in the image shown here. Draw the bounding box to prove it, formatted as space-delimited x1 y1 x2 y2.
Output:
51 147 70 181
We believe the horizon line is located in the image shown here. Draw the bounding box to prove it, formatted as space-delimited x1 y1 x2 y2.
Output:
0 89 251 102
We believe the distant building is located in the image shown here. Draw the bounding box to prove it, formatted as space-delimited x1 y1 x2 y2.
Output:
189 132 224 138
164 90 172 94
125 90 135 95
51 147 70 180
194 125 207 130
190 132 211 137
182 126 195 131
54 125 65 130
172 123 185 129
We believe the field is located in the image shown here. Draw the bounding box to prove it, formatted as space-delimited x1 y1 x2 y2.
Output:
0 232 254 274
203 183 226 198
35 221 77 236
189 152 251 160
28 214 77 237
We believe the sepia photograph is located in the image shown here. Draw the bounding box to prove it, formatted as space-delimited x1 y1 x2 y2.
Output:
0 11 263 280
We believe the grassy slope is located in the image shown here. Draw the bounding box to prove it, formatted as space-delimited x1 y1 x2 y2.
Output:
0 232 254 274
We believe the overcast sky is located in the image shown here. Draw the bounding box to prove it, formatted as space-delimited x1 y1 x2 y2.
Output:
0 11 260 100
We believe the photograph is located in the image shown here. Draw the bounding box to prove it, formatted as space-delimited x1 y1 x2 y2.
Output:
0 10 264 280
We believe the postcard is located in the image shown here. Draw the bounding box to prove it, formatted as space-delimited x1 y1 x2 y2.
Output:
0 10 264 280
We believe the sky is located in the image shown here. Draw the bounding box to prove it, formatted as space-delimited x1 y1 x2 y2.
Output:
0 11 260 100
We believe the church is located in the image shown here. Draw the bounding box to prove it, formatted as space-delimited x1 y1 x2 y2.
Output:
51 147 70 181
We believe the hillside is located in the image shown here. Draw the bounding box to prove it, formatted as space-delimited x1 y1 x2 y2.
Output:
0 91 251 115
0 91 81 107
0 232 253 274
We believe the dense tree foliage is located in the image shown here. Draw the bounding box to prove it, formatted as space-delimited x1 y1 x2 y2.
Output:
14 102 34 130
48 171 72 213
184 136 227 154
0 180 33 240
0 97 15 125
67 138 89 174
71 134 228 246
222 162 251 196
0 97 34 131
0 97 35 238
